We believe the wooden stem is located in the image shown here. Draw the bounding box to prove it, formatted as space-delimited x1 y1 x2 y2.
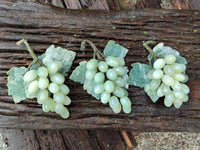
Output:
16 39 44 70
81 40 105 60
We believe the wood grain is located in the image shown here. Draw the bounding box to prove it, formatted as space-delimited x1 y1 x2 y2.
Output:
0 129 127 150
0 0 200 131
16 0 200 10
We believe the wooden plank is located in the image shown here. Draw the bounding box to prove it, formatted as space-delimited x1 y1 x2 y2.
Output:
34 0 200 10
1 129 128 150
0 0 200 131
51 0 65 8
121 130 137 149
64 0 82 9
95 130 126 150
63 130 102 150
0 129 39 150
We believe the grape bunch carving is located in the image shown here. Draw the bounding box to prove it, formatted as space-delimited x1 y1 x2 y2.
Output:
7 39 76 118
24 62 71 118
70 40 131 113
128 41 190 108
7 39 191 120
146 54 189 108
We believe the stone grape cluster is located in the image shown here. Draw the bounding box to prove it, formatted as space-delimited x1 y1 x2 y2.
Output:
85 56 131 114
145 54 190 108
23 62 71 118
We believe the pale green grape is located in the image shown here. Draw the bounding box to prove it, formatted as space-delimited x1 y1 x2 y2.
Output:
54 103 65 114
173 73 185 82
98 61 108 73
24 70 38 82
181 84 190 94
122 88 128 96
63 96 71 105
114 66 126 76
112 103 121 113
106 69 117 81
180 64 186 72
85 69 96 80
60 108 70 119
86 59 98 70
59 84 70 95
38 77 49 89
37 89 49 104
101 91 110 104
160 83 171 95
113 86 125 98
165 54 176 64
94 72 105 84
152 70 163 79
157 86 164 97
163 65 175 76
164 92 174 107
147 70 154 79
162 75 174 86
48 62 60 74
182 94 189 102
174 90 184 99
183 74 189 83
48 83 59 94
149 79 161 91
172 63 185 73
106 56 119 67
117 57 125 66
109 96 120 110
122 106 131 114
28 80 39 94
174 98 182 109
54 103 68 115
42 98 56 112
38 66 48 78
171 80 182 91
50 108 55 112
120 96 131 107
115 77 125 87
153 58 166 69
104 80 115 93
94 84 104 94
50 73 65 84
53 92 65 103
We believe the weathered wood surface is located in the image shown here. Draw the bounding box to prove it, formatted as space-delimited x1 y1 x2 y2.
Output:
0 1 200 131
1 129 134 150
31 0 200 10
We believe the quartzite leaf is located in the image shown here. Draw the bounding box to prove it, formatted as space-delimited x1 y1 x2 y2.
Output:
103 40 128 58
144 84 159 103
7 67 27 103
128 63 151 88
42 45 76 76
70 61 87 84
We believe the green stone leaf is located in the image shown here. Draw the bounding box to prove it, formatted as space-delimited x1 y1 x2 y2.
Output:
148 43 187 65
128 63 151 88
70 61 87 84
7 67 27 103
176 55 187 65
148 43 180 61
83 79 101 100
144 84 159 103
103 40 128 58
42 45 76 76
